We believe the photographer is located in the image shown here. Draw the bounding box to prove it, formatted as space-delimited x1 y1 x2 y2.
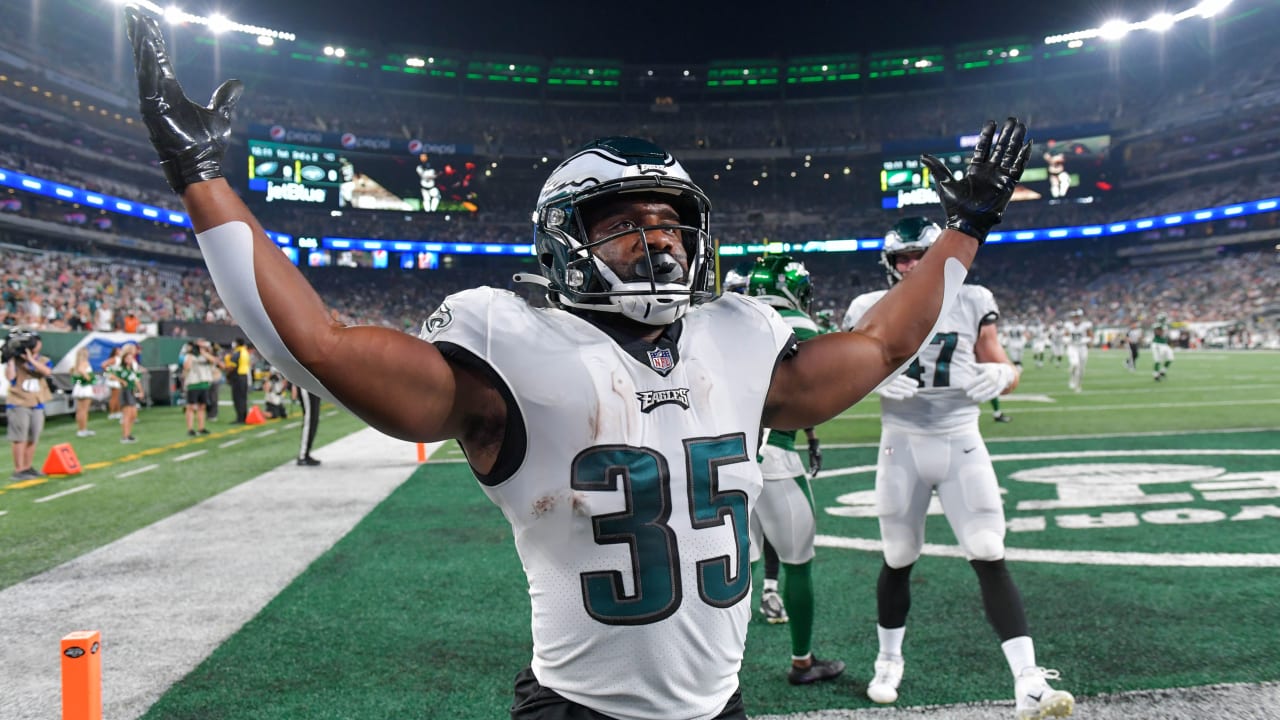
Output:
262 369 288 420
4 330 53 480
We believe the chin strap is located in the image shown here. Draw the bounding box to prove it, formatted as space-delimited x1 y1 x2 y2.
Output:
512 273 552 288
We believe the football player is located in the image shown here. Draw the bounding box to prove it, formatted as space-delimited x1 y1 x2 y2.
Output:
1151 313 1175 380
723 265 788 624
744 255 844 685
1064 308 1093 393
842 217 1073 719
125 11 1031 717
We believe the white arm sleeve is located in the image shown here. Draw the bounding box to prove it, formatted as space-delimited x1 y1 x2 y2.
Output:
195 221 348 412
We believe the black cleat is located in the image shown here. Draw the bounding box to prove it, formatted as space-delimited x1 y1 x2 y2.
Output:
993 413 1012 423
788 656 846 685
297 456 321 466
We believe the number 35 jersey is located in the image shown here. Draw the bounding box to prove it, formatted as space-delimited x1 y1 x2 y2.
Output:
844 284 999 433
424 288 795 720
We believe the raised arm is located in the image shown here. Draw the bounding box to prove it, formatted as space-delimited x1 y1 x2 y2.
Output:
126 8 494 445
764 118 1030 430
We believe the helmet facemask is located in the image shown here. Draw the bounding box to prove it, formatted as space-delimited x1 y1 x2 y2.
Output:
532 138 713 326
880 217 942 286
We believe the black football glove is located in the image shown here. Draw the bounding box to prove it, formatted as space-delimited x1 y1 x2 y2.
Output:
807 438 822 478
920 117 1031 244
126 7 243 194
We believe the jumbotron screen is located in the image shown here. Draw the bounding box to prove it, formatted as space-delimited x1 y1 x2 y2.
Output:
880 127 1112 209
243 125 480 213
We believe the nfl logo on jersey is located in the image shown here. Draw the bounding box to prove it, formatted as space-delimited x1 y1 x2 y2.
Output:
647 347 675 373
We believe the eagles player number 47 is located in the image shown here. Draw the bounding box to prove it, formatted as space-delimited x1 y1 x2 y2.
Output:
570 434 751 625
904 332 959 387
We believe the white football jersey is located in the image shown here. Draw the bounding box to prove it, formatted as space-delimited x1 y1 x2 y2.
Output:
424 288 794 720
1065 319 1093 348
844 285 999 432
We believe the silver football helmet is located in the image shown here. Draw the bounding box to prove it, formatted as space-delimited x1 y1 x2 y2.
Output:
529 137 713 325
880 216 942 286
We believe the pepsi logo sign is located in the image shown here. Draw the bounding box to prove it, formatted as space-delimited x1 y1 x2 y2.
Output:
341 133 358 149
269 125 286 141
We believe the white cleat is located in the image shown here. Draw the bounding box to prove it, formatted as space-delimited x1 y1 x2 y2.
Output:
867 658 904 704
1015 667 1074 719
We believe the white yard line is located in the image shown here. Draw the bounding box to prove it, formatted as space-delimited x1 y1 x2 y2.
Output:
173 450 208 463
117 464 159 479
219 438 245 449
34 484 95 503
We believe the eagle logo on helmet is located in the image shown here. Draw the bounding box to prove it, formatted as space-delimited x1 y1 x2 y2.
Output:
880 217 942 287
529 137 713 326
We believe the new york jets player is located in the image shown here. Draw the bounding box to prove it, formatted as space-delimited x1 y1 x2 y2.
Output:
1064 308 1093 393
744 254 844 685
125 11 1031 716
1151 313 1175 380
842 217 1073 720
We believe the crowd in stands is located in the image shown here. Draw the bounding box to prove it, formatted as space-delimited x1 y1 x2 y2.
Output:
2 4 1278 350
4 229 1276 351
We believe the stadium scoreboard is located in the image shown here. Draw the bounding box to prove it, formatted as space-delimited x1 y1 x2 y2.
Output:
243 124 480 213
879 125 1112 210
247 140 344 204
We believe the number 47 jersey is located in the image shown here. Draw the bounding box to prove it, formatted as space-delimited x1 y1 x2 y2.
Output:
423 287 795 720
843 284 999 433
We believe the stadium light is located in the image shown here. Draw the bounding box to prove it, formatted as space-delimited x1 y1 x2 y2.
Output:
405 57 426 67
206 13 231 34
1197 0 1231 17
1044 0 1230 45
1145 13 1177 31
256 35 273 46
121 3 297 42
1099 19 1131 40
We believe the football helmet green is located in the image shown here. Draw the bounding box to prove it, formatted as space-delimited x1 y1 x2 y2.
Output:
529 137 713 325
880 216 942 286
746 255 812 313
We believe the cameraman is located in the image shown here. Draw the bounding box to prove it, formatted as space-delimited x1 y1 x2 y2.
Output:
4 330 53 480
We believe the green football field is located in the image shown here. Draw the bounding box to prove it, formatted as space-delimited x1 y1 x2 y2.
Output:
3 348 1278 718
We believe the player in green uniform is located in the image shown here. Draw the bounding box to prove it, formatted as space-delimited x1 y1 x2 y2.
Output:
744 255 844 685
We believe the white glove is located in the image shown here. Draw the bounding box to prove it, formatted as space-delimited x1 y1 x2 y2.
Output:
875 373 921 401
965 362 1017 404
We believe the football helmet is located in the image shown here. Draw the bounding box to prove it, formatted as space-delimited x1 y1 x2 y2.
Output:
530 137 713 325
880 217 942 286
722 268 749 294
746 255 813 313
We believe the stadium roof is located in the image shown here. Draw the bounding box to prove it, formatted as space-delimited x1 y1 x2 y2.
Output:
242 0 1204 63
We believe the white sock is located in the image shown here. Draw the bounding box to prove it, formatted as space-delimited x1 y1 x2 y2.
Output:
1001 635 1037 678
876 624 905 661
763 578 778 593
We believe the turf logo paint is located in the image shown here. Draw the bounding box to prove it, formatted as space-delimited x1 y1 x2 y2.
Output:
820 450 1280 567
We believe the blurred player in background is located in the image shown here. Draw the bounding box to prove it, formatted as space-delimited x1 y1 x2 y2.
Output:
843 216 1072 720
1064 308 1092 393
1050 318 1067 369
417 153 440 212
338 157 355 208
1151 313 1175 381
744 254 844 686
1043 139 1070 199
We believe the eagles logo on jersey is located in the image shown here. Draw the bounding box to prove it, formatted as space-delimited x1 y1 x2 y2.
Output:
530 137 714 326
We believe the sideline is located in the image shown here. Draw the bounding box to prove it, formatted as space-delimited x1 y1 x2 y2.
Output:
0 428 441 720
